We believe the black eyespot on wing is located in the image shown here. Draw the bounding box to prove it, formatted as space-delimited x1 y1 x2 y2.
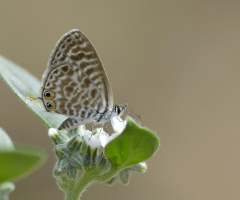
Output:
43 89 54 100
44 91 52 98
47 102 53 109
46 102 56 111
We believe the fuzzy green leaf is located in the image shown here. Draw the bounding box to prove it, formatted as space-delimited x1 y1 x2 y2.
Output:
0 55 67 129
0 144 46 184
104 118 160 168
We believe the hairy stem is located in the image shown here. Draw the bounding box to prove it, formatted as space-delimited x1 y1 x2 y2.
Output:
65 173 93 200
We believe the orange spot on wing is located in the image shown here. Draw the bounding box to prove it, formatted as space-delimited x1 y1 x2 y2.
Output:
28 94 40 103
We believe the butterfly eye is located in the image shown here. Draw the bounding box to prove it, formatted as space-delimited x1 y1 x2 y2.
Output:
46 102 55 111
115 105 122 115
43 89 54 100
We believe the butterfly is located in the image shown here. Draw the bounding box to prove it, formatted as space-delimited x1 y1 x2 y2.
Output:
40 29 127 130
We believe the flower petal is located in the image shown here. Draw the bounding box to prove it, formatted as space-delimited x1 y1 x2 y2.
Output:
111 116 127 133
83 130 101 149
99 131 110 147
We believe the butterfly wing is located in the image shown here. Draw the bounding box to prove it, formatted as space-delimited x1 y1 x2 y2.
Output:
41 29 114 120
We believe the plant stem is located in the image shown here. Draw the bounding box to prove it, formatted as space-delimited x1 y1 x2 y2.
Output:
65 173 93 200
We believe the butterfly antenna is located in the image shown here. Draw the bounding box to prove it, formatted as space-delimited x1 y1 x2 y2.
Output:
128 107 143 119
126 108 143 126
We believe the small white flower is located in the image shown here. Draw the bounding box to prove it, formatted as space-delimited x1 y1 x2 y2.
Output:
82 117 127 148
48 128 58 137
83 129 102 149
111 116 127 133
50 117 127 149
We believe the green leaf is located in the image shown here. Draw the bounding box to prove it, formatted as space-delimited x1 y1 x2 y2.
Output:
0 144 46 184
0 128 46 184
104 118 160 168
0 55 67 129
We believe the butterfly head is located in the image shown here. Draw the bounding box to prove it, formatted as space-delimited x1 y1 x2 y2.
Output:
113 104 128 117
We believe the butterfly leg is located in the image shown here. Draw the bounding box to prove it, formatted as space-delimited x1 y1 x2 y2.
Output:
88 121 97 140
91 122 104 133
58 117 83 130
104 122 108 133
91 121 96 132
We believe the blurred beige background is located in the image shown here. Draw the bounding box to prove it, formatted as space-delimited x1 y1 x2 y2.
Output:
0 1 240 200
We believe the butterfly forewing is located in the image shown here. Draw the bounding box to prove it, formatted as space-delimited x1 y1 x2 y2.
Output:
41 30 114 120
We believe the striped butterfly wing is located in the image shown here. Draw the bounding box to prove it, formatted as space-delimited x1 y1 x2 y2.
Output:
41 29 114 120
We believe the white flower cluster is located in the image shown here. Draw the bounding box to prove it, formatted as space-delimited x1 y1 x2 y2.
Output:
48 116 127 149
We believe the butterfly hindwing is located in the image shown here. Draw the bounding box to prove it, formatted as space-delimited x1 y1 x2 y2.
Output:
41 30 114 122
